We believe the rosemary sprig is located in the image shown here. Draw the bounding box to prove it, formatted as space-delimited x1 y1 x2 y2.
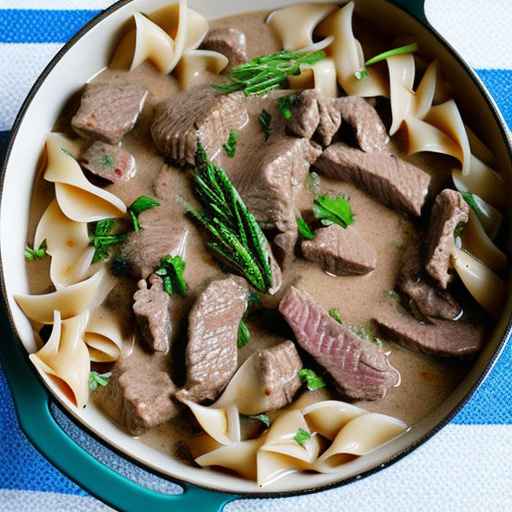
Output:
213 49 326 96
185 144 273 292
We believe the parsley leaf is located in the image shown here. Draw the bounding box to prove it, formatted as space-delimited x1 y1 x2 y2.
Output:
313 194 354 228
90 219 126 263
88 371 111 391
223 130 239 158
128 195 160 232
249 414 271 428
298 368 326 391
277 95 297 120
25 240 47 262
258 109 272 141
294 427 311 446
328 308 343 324
297 216 315 240
237 319 251 348
155 255 188 297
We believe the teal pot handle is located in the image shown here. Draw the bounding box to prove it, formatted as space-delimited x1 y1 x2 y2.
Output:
0 317 238 512
388 0 428 24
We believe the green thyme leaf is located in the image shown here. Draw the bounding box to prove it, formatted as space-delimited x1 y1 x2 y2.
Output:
223 130 239 158
258 109 272 141
277 94 297 120
24 240 47 262
298 368 326 391
155 255 188 297
249 414 271 428
297 216 315 240
313 194 354 229
294 427 311 446
88 371 111 391
355 42 418 80
328 308 343 324
237 319 251 348
128 195 160 232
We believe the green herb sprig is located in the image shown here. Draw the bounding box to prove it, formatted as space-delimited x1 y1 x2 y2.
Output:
185 144 274 292
25 240 47 262
88 371 111 391
355 42 418 80
298 368 326 391
213 49 326 96
277 95 297 120
258 110 272 141
297 216 315 240
328 308 343 324
128 195 160 232
249 413 271 428
237 319 251 348
223 130 239 158
313 194 354 228
155 255 188 296
294 427 312 446
90 219 127 263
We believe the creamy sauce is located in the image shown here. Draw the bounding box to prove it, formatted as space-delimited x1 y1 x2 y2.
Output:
26 11 477 462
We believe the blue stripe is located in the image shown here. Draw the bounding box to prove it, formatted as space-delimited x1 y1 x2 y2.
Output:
475 69 512 129
0 10 100 43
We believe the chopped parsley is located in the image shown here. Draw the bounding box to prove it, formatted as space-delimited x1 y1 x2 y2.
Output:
277 94 297 120
297 216 315 240
258 109 272 141
24 240 47 262
298 368 326 391
101 154 114 168
222 130 239 158
128 195 160 232
249 413 271 428
313 194 354 228
237 319 251 348
328 308 343 324
355 42 418 80
90 219 126 263
88 371 111 391
294 427 311 446
154 255 188 297
354 69 369 80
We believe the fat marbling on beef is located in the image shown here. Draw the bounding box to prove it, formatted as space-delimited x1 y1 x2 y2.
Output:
301 224 377 276
80 141 136 183
425 189 469 289
176 275 249 403
151 85 248 166
94 350 178 436
72 82 148 144
279 287 399 401
133 275 172 353
315 143 430 217
200 28 248 67
374 303 483 357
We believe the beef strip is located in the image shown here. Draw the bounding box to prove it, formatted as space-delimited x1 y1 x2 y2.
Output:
80 141 136 183
257 340 302 410
301 224 377 276
315 143 431 217
176 275 249 403
425 189 469 289
287 90 320 140
94 350 178 436
120 213 188 279
279 287 400 401
398 237 461 320
273 227 298 271
133 275 172 352
72 82 148 144
151 85 248 166
200 28 248 67
374 303 483 357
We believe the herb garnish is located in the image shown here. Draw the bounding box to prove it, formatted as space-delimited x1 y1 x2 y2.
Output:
461 192 485 222
297 216 315 240
90 219 127 263
313 194 354 228
277 95 297 120
249 413 271 428
299 368 326 391
184 143 274 292
294 428 311 446
328 308 343 324
454 222 465 241
25 240 47 262
88 371 111 391
213 49 326 96
258 109 272 141
349 323 384 349
237 319 251 348
223 130 239 158
355 42 418 80
154 255 188 296
128 195 160 232
101 154 114 168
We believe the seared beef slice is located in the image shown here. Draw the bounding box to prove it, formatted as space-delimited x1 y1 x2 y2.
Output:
151 85 248 166
200 28 248 67
315 143 430 216
287 90 320 140
374 303 482 357
95 351 178 436
425 189 469 289
279 287 399 400
133 275 172 353
398 237 461 320
302 224 376 276
257 340 302 410
72 83 148 144
177 276 248 403
80 141 136 183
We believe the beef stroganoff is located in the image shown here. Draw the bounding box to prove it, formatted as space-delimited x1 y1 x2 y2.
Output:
15 1 507 487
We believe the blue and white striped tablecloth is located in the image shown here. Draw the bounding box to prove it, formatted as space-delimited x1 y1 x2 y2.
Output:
1 1 511 511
